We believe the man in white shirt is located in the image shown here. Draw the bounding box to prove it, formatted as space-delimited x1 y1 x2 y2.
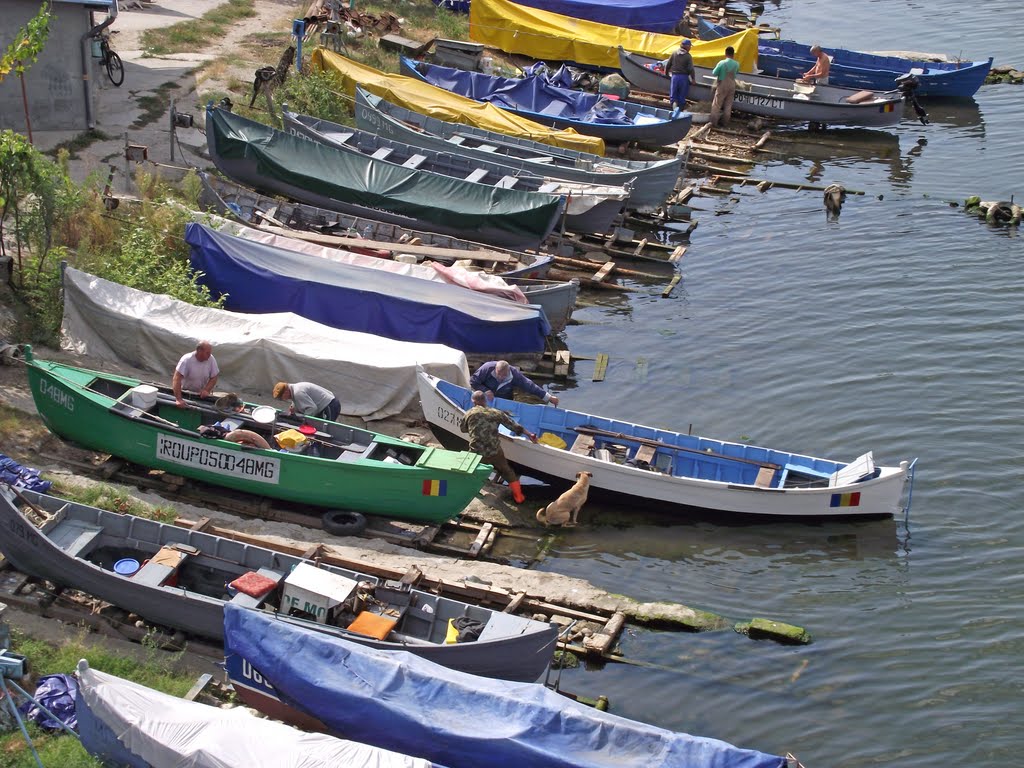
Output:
273 381 341 422
172 341 219 407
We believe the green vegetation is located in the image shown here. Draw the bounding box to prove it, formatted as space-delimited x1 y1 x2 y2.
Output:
45 477 181 522
0 628 193 767
133 81 183 129
141 0 257 56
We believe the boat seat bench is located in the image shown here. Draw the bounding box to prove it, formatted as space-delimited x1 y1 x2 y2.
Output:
464 168 489 184
570 434 595 455
229 567 285 608
52 519 103 558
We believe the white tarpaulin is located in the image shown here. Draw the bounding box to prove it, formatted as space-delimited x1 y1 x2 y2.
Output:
77 662 435 768
60 267 469 421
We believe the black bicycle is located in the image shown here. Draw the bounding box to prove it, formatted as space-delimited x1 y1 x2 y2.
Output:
96 33 124 87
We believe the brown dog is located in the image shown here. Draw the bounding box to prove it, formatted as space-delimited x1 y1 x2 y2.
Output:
537 472 593 527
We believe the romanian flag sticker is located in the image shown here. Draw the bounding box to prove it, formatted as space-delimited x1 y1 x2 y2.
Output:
881 102 896 113
422 479 448 497
830 491 861 508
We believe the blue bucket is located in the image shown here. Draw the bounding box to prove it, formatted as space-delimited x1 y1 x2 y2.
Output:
114 558 140 576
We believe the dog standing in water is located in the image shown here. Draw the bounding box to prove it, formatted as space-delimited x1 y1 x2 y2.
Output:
537 472 593 527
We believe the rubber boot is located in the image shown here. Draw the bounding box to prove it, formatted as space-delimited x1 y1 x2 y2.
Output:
509 480 526 504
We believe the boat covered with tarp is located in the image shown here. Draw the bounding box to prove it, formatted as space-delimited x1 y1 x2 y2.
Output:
0 488 558 675
400 57 692 147
281 107 629 234
185 223 552 353
224 604 789 768
309 48 605 155
196 213 579 334
354 87 682 212
205 106 563 252
513 0 686 33
468 0 759 71
76 661 438 768
696 17 991 98
22 351 491 520
619 48 904 128
418 370 917 519
59 267 469 421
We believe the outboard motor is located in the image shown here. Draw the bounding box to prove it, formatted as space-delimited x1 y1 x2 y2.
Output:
895 73 929 125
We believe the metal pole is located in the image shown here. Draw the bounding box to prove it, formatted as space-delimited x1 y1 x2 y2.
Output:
170 97 176 163
1 680 44 768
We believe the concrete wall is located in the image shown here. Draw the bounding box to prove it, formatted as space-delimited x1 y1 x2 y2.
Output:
0 1 107 133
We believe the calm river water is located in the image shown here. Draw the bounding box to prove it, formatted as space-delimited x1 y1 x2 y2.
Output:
533 3 1023 766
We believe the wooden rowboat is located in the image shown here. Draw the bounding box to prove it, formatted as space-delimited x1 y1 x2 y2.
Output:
23 348 491 522
619 48 905 128
418 370 916 519
0 486 558 683
352 87 683 213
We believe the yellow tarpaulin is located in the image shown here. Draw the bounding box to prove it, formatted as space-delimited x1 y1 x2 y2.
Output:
469 0 759 72
310 48 606 156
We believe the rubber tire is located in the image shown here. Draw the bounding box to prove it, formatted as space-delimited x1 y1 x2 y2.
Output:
106 51 124 87
321 509 367 537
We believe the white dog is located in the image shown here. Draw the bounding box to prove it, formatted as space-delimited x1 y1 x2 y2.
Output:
536 472 593 527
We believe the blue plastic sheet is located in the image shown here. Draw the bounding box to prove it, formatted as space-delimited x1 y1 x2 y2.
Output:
0 453 52 494
20 674 78 731
225 604 787 768
512 0 686 33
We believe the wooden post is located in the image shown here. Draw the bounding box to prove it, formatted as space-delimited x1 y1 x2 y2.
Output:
593 353 609 382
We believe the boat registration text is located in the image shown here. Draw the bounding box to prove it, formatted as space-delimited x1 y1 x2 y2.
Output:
736 93 785 110
156 435 281 483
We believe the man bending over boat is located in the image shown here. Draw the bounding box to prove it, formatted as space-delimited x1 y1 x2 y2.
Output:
272 381 341 422
460 390 538 504
470 360 559 407
799 45 831 85
173 341 219 408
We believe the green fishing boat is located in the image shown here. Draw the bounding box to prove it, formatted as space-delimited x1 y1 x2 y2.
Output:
24 348 489 523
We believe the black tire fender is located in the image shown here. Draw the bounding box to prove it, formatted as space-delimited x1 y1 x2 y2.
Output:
321 509 367 537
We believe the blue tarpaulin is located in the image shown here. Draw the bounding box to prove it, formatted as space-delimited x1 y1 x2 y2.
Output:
184 223 550 354
0 453 51 494
19 674 78 732
224 604 787 768
512 0 686 33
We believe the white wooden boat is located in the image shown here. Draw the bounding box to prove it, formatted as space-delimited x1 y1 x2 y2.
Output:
619 48 905 129
418 371 916 518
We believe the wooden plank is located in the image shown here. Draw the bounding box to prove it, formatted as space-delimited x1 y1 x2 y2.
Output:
570 434 595 455
583 611 627 656
662 273 682 298
634 445 656 464
189 516 212 531
467 522 494 558
553 349 571 377
184 673 213 702
299 544 322 560
592 353 609 382
591 262 615 282
399 565 423 585
504 591 527 614
257 225 514 262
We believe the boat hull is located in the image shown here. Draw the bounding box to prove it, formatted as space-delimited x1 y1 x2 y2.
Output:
353 87 682 213
400 57 693 148
418 371 913 519
0 489 558 684
26 357 488 522
619 49 904 128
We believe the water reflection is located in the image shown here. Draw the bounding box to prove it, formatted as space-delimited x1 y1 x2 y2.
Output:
767 127 910 185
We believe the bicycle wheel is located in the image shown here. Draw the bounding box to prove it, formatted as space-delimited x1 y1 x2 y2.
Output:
105 50 124 87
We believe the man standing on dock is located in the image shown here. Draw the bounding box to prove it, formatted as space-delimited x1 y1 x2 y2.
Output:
664 38 697 117
710 45 740 127
460 390 538 504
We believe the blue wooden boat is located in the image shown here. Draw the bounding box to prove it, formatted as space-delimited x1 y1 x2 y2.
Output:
399 57 693 147
697 17 991 98
224 604 790 768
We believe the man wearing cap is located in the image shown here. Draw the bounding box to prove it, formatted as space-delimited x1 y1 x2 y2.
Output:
272 381 341 422
664 38 697 117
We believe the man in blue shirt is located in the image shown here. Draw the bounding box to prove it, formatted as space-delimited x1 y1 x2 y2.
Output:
470 360 559 407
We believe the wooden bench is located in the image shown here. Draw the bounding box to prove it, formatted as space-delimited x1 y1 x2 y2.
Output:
570 434 595 455
228 567 285 608
495 176 519 189
634 445 656 465
477 144 498 152
370 147 394 161
402 154 428 170
132 545 191 587
754 466 776 488
51 518 102 558
464 168 489 184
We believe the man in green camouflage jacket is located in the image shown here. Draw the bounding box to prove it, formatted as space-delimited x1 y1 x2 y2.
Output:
460 390 538 503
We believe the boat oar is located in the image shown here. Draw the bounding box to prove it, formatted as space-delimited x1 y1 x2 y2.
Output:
571 425 780 470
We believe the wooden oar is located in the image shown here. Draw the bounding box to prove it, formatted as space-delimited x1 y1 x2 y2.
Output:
571 425 780 470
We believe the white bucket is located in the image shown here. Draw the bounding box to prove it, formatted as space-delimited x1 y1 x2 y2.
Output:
130 385 158 411
252 406 277 425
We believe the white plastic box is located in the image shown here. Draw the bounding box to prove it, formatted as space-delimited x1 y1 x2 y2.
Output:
130 384 159 410
281 562 358 624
